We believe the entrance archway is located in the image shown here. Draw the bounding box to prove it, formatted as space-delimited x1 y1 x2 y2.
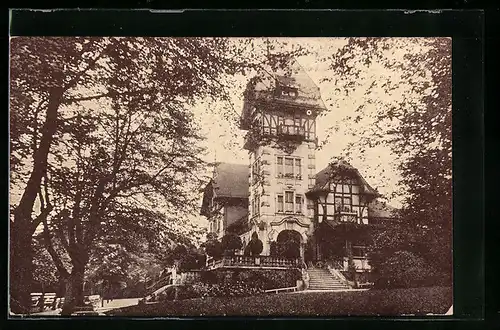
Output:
275 230 302 259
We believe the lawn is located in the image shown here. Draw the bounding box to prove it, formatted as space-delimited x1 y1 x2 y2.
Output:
106 286 452 317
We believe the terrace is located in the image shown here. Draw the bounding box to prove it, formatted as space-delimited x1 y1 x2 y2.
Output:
206 255 301 271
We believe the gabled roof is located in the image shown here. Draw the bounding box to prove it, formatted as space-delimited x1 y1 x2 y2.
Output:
308 160 379 197
212 163 249 199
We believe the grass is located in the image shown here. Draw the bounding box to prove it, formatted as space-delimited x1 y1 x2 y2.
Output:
106 286 452 317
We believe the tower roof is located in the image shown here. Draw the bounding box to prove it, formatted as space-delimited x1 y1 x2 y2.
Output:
241 59 327 127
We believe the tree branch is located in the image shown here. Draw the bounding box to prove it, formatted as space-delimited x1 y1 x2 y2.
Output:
63 88 155 105
41 209 70 279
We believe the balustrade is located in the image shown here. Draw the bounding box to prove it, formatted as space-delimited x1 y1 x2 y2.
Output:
206 255 300 270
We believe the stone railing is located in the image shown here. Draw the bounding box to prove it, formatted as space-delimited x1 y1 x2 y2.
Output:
326 261 353 288
206 255 300 270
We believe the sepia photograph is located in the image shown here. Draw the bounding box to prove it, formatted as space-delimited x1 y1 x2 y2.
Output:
9 36 452 317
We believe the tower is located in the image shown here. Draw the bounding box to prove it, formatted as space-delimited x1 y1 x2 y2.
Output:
239 59 327 259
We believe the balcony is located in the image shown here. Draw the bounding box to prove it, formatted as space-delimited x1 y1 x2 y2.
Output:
206 255 301 270
334 211 360 224
277 125 306 140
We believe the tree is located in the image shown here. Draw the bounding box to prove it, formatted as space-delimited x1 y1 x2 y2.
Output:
161 242 206 271
204 235 223 260
320 38 452 286
11 37 294 314
244 232 263 257
221 233 243 255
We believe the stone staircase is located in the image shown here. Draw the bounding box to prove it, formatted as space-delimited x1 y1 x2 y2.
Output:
307 267 351 291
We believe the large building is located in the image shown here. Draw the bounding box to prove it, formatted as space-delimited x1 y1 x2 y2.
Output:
200 60 396 275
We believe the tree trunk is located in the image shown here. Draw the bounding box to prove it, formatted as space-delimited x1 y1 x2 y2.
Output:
61 265 85 316
10 88 64 314
9 221 34 314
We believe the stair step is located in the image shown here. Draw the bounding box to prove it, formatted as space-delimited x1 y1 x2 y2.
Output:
306 269 351 290
310 285 347 287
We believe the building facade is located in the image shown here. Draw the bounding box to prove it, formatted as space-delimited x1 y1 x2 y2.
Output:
201 60 397 274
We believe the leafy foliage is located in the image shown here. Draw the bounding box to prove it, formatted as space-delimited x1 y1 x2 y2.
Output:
201 269 300 291
319 38 452 287
244 232 263 257
11 37 298 313
221 233 243 255
161 244 206 271
185 282 264 299
32 238 60 292
372 251 443 289
274 230 301 259
204 236 224 260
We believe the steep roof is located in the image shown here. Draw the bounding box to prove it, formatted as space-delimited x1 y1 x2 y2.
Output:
308 160 379 197
212 163 249 199
252 59 326 109
241 59 327 127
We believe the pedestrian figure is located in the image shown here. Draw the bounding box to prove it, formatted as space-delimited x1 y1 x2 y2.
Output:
37 296 44 312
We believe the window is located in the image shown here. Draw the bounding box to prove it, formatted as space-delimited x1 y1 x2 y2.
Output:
295 195 303 213
277 192 305 214
277 156 302 179
252 194 260 216
278 116 284 127
252 158 261 185
285 191 294 212
295 159 302 178
280 87 298 98
343 197 352 211
285 158 294 176
277 157 284 176
277 195 284 212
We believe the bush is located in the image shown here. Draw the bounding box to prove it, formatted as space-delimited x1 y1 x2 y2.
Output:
244 232 263 256
221 233 243 255
373 250 445 289
205 239 223 260
195 269 301 298
190 281 264 298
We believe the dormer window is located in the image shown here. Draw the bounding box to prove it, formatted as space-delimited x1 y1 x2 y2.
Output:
279 86 298 98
